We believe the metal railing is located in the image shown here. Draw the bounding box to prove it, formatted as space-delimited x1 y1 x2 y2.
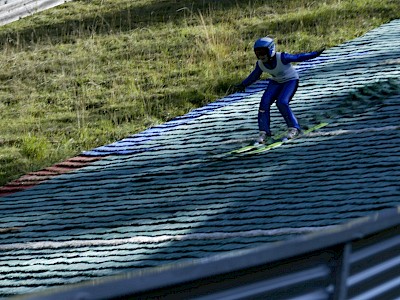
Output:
21 206 400 300
0 0 73 26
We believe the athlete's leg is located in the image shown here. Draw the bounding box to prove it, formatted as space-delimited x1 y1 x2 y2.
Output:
258 81 280 135
275 80 300 130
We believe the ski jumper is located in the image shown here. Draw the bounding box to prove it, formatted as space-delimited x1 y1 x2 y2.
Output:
241 51 321 135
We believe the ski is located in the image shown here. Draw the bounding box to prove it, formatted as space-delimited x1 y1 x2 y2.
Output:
245 122 329 155
228 131 288 155
246 140 284 154
230 144 259 155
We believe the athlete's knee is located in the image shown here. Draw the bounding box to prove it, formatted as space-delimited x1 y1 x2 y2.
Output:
276 100 289 110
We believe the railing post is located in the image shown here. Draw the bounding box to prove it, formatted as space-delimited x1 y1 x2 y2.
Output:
332 242 352 300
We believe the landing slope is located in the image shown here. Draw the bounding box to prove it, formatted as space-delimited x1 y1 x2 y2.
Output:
0 19 399 297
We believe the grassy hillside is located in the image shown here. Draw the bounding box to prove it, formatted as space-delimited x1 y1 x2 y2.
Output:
0 0 399 186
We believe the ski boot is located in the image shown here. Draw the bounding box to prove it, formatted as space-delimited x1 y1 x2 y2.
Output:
282 127 300 141
254 131 271 146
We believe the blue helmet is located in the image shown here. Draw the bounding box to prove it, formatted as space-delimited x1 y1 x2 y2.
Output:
254 37 276 57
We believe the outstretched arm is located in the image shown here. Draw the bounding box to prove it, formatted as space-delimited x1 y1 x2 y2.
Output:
281 48 325 64
241 63 263 87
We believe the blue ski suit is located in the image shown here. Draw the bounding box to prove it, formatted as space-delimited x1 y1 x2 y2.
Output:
241 51 321 135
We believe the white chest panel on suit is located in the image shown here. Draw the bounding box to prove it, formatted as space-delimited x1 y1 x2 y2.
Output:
257 53 299 83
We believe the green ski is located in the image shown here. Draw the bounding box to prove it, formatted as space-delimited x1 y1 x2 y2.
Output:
229 131 288 155
245 122 329 155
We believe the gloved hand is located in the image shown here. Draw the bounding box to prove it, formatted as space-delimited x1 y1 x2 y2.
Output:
233 83 246 93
